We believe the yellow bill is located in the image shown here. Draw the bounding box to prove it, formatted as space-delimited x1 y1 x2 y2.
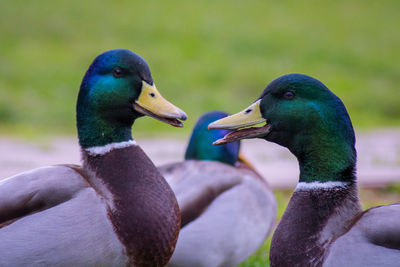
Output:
134 81 187 127
208 99 270 145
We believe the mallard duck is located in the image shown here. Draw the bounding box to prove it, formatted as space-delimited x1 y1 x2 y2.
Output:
209 74 400 267
0 49 187 266
160 111 276 267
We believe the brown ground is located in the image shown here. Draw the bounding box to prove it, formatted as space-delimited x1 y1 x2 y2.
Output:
1 129 400 189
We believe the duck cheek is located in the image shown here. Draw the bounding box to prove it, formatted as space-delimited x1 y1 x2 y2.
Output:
262 121 290 142
104 106 136 125
263 130 279 143
265 130 293 148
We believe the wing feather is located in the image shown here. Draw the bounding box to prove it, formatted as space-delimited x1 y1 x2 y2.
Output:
0 165 88 226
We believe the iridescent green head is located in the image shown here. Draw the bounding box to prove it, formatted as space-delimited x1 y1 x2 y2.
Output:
210 74 356 182
77 49 187 148
185 111 240 166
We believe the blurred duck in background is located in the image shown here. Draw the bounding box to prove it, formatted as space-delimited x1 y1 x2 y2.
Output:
160 111 277 267
209 74 400 267
0 49 187 266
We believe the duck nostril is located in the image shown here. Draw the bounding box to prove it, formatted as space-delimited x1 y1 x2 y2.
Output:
150 93 155 98
245 109 252 114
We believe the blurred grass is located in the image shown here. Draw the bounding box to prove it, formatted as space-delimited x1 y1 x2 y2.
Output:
238 186 400 266
0 0 400 138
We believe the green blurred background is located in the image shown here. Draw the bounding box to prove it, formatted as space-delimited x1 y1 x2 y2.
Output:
1 0 399 138
1 1 399 265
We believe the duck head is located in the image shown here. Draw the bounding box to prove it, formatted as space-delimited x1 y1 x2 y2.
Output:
185 111 240 166
77 49 187 148
209 74 357 182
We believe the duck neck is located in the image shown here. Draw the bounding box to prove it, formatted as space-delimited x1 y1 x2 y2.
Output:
81 144 180 266
270 182 361 267
292 131 357 183
76 84 136 149
270 138 361 266
77 111 134 149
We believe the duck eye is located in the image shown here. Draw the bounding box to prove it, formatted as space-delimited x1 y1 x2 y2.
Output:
283 91 295 99
112 67 123 78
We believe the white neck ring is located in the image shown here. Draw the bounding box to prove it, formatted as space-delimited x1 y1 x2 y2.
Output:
295 181 350 191
85 140 137 156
